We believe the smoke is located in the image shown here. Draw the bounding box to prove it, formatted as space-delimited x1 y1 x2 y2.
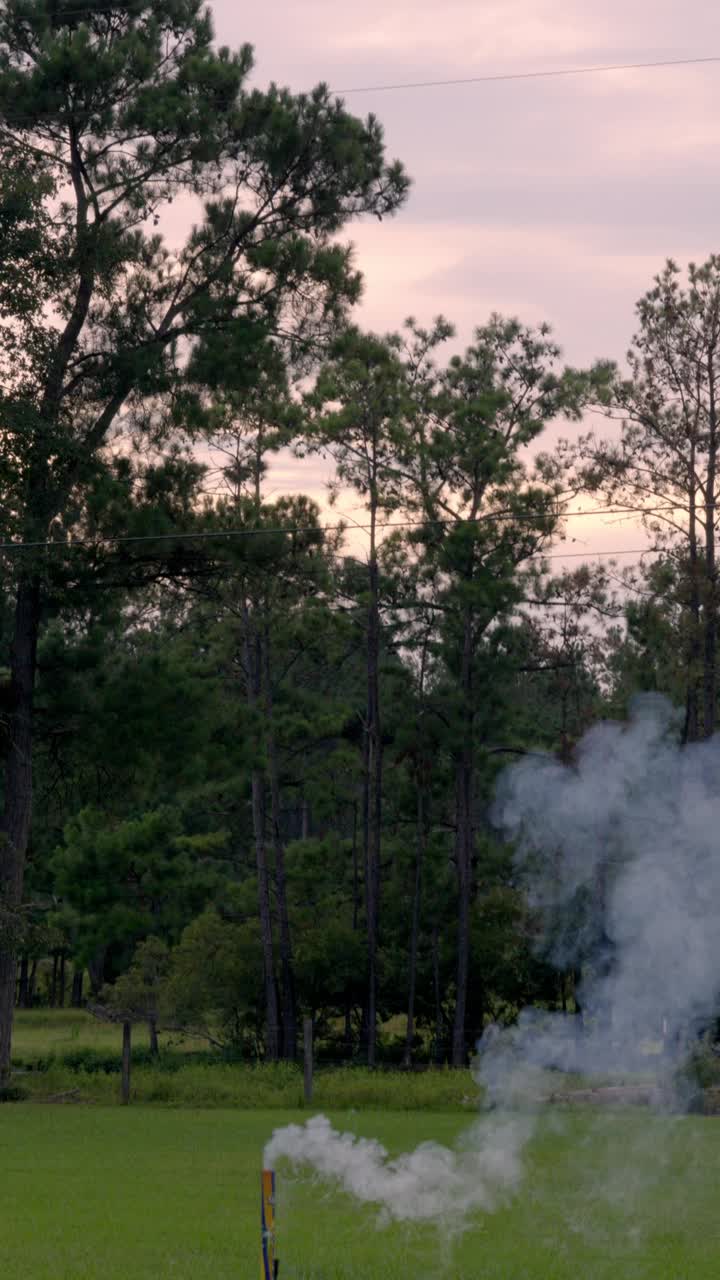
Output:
266 696 720 1227
263 1111 531 1223
484 693 720 1083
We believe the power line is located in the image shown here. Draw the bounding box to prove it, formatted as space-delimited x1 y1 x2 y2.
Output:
0 509 668 555
0 500 692 553
0 48 716 129
0 9 716 92
546 546 654 561
330 502 686 526
333 55 720 95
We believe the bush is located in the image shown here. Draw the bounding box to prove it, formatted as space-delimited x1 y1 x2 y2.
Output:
701 1086 720 1115
0 1084 28 1102
18 1060 478 1109
15 1045 222 1075
678 1041 720 1091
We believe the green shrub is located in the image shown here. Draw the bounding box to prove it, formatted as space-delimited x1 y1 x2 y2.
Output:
701 1086 720 1115
0 1084 28 1102
18 1060 478 1109
678 1041 720 1091
15 1045 224 1075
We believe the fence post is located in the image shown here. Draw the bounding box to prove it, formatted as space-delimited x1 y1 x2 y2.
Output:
121 1020 131 1105
303 1017 313 1106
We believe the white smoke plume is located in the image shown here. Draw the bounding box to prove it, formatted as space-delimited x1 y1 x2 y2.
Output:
265 695 719 1226
263 1112 531 1223
484 693 720 1085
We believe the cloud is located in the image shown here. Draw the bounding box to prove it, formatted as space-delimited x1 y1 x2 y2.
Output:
215 0 719 89
345 219 664 364
320 0 593 64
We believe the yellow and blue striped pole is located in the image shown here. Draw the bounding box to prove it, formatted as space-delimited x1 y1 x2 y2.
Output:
261 1169 278 1278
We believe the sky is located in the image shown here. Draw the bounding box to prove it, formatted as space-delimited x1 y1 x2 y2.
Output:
203 0 720 561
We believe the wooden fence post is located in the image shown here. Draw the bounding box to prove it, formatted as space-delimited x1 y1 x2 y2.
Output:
121 1020 131 1105
303 1018 313 1106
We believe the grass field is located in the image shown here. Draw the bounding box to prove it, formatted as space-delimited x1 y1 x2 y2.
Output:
2 1104 720 1279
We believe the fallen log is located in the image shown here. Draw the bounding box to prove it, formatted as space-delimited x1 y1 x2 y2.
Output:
548 1084 662 1107
39 1087 83 1104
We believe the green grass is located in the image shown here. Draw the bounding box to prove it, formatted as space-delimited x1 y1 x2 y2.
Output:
1 1105 720 1278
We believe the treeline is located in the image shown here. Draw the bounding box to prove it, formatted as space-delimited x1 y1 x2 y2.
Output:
1 2 719 1078
15 316 604 1067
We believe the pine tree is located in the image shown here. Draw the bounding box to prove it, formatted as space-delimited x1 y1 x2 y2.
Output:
0 0 409 1082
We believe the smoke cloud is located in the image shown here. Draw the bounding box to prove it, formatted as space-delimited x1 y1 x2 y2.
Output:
266 696 719 1225
263 1111 531 1223
485 692 720 1083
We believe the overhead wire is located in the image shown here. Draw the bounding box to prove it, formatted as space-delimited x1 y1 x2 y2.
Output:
545 546 654 561
0 4 717 91
0 504 675 559
332 55 720 96
0 47 717 127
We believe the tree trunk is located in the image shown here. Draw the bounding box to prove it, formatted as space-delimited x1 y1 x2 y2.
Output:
343 1002 353 1058
50 951 59 1007
684 460 702 743
573 968 583 1020
404 635 430 1069
244 607 280 1063
58 951 66 1008
404 781 425 1068
451 610 475 1067
148 1016 159 1057
87 948 106 997
451 753 473 1067
0 577 41 1086
351 797 360 932
251 769 280 1062
303 1017 313 1105
71 968 84 1008
704 384 717 737
363 529 383 1068
432 925 444 1065
121 1021 131 1105
17 954 29 1009
264 629 297 1062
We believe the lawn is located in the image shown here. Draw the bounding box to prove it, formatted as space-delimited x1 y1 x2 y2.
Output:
1 1105 720 1279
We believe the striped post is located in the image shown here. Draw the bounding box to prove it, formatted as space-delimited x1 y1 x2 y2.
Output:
261 1169 278 1278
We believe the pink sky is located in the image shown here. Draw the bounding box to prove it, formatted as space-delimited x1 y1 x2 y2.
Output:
203 1 720 561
